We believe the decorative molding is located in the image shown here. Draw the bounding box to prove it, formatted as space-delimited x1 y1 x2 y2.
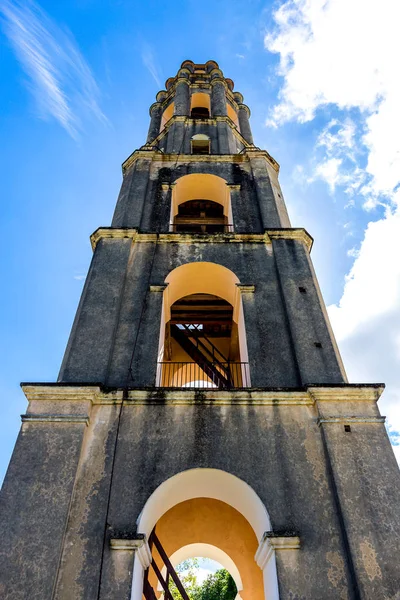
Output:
236 284 255 293
121 129 279 174
266 228 314 252
20 383 386 410
317 416 386 426
255 532 300 570
21 414 89 425
21 384 102 404
110 537 152 568
90 228 313 251
149 285 167 292
308 384 385 403
90 228 138 250
98 389 312 406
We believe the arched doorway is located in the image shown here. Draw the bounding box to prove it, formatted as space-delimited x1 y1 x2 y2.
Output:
156 263 250 388
130 469 279 600
165 543 243 596
190 92 211 119
170 173 233 233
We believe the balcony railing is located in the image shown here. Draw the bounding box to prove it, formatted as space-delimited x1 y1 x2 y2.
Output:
170 224 234 234
156 362 250 389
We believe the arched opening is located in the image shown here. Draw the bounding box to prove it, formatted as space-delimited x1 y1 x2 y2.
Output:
170 173 233 233
174 199 225 233
160 102 174 132
166 545 243 595
190 92 211 119
191 133 210 155
227 102 239 128
131 469 278 600
156 263 250 389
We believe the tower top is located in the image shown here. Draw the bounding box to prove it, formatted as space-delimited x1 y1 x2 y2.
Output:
163 60 234 91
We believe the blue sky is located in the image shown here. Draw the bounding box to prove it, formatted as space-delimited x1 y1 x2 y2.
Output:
1 0 400 483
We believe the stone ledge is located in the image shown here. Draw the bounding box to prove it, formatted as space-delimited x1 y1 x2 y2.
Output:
236 284 255 293
21 384 102 403
255 531 301 570
21 413 89 425
121 145 279 174
309 385 384 403
89 228 313 252
317 416 386 426
110 536 152 568
20 383 385 408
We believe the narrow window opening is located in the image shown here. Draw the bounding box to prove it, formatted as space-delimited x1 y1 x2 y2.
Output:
191 139 210 155
314 342 322 348
190 106 210 119
174 199 226 233
299 286 307 293
344 425 352 432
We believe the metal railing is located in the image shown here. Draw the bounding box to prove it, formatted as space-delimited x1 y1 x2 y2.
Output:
156 361 250 389
169 224 234 233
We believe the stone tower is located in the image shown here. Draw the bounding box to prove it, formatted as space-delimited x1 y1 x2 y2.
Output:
1 60 399 600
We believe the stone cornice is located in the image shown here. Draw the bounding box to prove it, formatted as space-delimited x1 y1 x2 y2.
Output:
122 121 279 173
21 413 89 425
308 385 385 403
255 532 301 570
317 416 386 425
21 383 385 408
21 383 102 403
89 228 313 252
268 228 313 251
110 537 152 568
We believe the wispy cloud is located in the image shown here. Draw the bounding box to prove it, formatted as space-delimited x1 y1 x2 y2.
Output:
141 41 162 87
0 0 107 137
265 0 400 462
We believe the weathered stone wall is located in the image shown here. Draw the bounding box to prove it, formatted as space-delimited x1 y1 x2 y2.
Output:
58 234 344 388
2 386 398 599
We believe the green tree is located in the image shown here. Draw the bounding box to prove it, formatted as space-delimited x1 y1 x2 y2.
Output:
194 569 237 600
169 561 237 600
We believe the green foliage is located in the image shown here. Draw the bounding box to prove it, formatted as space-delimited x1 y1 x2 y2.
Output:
168 560 237 600
195 568 237 600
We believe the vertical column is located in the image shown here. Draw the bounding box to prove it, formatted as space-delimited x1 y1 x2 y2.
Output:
312 386 400 599
146 102 163 143
174 78 190 116
227 184 240 231
249 156 283 228
238 104 254 144
211 78 227 116
272 237 347 384
112 158 151 228
168 78 190 154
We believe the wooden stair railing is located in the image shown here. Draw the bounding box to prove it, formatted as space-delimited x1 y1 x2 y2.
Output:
143 530 190 600
170 324 230 388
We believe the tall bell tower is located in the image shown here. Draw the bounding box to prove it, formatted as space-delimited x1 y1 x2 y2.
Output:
1 60 399 600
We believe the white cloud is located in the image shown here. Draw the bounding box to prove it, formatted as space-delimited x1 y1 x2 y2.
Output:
141 42 162 87
313 157 342 192
266 0 400 457
265 0 400 203
0 0 106 137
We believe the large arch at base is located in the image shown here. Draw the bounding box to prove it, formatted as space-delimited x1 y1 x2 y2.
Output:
131 469 279 600
137 468 270 539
